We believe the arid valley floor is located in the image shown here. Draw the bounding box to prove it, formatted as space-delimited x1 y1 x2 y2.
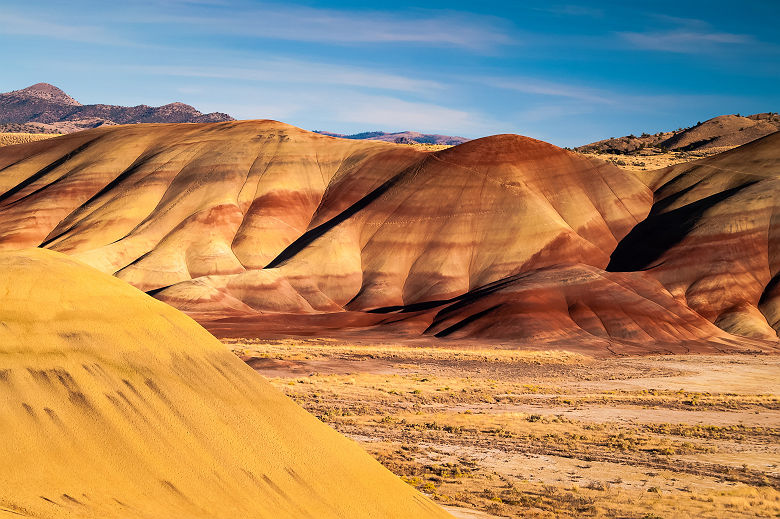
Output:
232 338 779 518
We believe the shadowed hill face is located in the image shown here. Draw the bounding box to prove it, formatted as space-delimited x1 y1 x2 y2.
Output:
368 264 759 355
0 248 451 519
609 132 780 341
0 121 778 351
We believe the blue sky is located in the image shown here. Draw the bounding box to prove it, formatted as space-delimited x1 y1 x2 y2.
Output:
1 0 778 146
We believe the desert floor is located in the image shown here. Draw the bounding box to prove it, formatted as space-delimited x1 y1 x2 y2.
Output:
227 338 779 518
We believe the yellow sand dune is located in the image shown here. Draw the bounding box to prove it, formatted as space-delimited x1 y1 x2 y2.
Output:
0 248 450 518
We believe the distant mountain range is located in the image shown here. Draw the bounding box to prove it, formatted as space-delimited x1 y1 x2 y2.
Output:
576 112 780 154
4 83 775 156
0 83 234 134
315 130 469 146
0 83 472 144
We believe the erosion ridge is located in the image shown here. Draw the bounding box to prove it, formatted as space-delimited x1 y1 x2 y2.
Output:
0 120 777 353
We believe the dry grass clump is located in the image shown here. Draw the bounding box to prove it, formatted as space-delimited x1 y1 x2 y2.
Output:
230 339 780 518
577 149 727 171
564 389 779 410
226 337 588 365
407 143 452 152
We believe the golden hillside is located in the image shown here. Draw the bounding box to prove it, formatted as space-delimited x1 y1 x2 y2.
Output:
0 248 450 519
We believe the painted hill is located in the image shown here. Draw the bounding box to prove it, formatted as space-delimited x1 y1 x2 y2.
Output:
315 130 469 145
367 128 780 351
0 120 777 353
576 113 780 155
609 132 780 341
0 248 450 519
0 83 233 134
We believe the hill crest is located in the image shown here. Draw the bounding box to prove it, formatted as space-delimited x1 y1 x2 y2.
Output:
10 82 81 106
576 112 779 155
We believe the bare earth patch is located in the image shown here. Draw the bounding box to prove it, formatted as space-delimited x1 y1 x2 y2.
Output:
228 338 780 518
577 148 733 171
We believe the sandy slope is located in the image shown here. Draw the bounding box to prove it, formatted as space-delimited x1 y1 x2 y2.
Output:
0 248 450 519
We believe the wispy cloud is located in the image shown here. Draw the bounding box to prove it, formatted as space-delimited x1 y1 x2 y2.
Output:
1 2 514 52
515 103 595 123
130 59 442 94
200 87 497 136
532 5 604 18
620 30 753 53
483 77 615 104
618 16 754 54
330 94 496 134
0 12 123 45
144 3 514 50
